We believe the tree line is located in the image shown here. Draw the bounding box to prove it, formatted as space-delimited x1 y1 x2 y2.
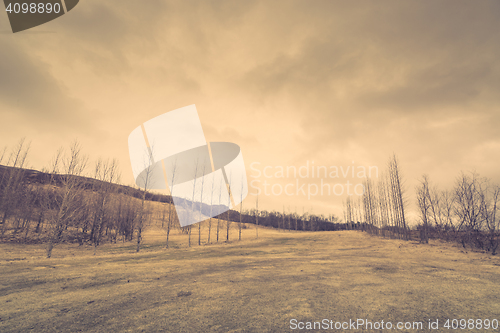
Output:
343 154 500 254
1 139 347 258
343 154 409 239
0 139 189 256
416 171 499 254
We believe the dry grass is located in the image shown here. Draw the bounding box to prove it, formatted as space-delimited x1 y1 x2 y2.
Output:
1 225 500 332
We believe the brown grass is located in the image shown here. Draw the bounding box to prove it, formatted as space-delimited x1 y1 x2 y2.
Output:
1 226 500 332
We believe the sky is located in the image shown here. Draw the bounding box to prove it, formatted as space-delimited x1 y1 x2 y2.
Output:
1 0 499 222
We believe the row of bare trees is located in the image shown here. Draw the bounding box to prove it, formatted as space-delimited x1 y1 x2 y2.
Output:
2 138 347 257
0 139 156 257
341 153 499 254
0 139 267 255
344 155 409 239
0 139 31 238
416 171 499 253
0 139 253 254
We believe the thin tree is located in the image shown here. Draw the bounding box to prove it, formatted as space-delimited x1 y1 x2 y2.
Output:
238 175 244 241
188 159 200 247
309 206 315 231
255 195 259 238
165 158 178 249
46 141 88 258
377 173 391 237
454 171 484 248
388 154 407 239
0 138 31 237
482 183 500 254
136 144 157 253
287 206 291 231
294 206 298 231
416 175 431 243
302 207 306 231
198 164 207 246
91 158 120 254
226 173 232 242
207 173 216 244
0 146 7 164
281 206 285 231
217 176 223 242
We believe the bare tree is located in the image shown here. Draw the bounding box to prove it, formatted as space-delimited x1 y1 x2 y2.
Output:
164 158 178 249
345 196 353 229
294 205 298 231
309 207 316 231
440 189 455 232
388 154 407 239
255 195 259 238
90 158 120 253
187 159 201 247
162 202 172 248
416 175 431 243
0 138 31 237
46 141 88 258
226 173 232 242
217 176 223 243
287 206 291 231
482 183 500 254
454 172 483 248
302 207 307 231
380 173 394 236
238 175 244 241
117 194 138 243
0 146 7 164
453 171 497 249
362 178 377 233
135 144 157 253
376 175 391 237
281 206 286 231
198 164 208 246
207 173 216 244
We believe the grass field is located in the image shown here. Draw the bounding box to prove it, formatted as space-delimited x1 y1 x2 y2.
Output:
1 225 500 332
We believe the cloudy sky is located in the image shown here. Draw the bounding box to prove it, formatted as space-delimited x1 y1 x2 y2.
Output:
1 0 499 220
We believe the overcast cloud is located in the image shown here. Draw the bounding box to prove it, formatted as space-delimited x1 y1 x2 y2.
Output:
1 0 499 219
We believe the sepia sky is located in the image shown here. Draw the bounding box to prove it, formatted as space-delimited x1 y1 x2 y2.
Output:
1 0 499 221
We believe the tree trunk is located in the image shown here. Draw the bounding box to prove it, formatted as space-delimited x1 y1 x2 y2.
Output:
166 222 170 249
136 226 142 252
217 217 220 242
208 218 211 243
